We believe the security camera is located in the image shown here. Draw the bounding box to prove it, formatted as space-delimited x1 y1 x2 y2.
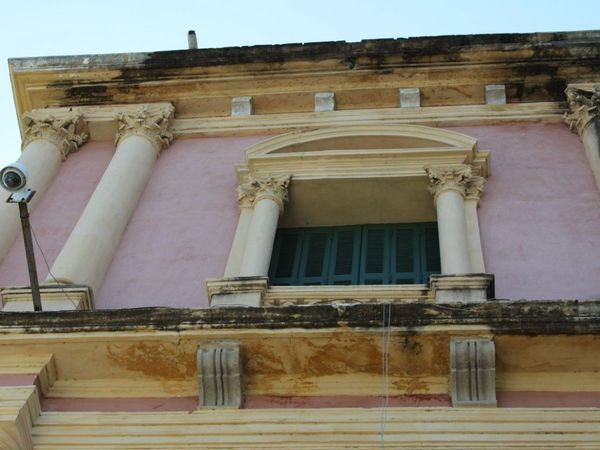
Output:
1 162 34 203
1 162 28 192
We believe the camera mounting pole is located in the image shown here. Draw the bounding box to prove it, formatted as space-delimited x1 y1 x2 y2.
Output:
7 190 42 311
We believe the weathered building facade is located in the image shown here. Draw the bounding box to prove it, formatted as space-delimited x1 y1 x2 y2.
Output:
0 31 599 448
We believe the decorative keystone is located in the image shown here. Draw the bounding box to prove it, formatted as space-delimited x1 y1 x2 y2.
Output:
22 112 89 160
564 85 600 137
400 88 421 108
314 92 336 112
114 104 175 154
450 339 497 407
197 341 243 408
485 85 506 105
231 96 253 116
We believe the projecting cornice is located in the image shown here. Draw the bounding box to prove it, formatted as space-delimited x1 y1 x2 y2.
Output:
8 30 600 136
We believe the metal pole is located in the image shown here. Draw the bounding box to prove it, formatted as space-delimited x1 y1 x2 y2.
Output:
18 201 42 311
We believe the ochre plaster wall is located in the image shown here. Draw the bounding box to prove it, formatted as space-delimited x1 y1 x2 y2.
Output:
0 124 598 308
451 123 600 300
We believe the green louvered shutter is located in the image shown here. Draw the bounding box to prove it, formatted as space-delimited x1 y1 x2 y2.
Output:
359 226 390 284
298 229 331 285
269 229 303 285
421 223 441 282
391 224 419 284
328 227 361 285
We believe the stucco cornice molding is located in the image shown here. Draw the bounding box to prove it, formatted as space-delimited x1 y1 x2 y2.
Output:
564 85 600 137
114 104 175 154
425 165 473 200
238 175 291 212
21 112 88 160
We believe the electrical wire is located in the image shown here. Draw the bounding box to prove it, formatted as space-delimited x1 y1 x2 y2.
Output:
30 224 79 310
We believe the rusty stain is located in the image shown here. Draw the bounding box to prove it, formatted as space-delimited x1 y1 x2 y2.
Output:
106 342 194 380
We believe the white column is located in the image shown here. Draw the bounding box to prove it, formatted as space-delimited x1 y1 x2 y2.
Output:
223 196 254 277
565 86 600 191
239 176 290 277
45 105 174 295
0 113 87 263
464 176 486 273
426 166 472 275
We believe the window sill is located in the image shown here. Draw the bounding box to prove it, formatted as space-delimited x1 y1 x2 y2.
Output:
207 274 494 307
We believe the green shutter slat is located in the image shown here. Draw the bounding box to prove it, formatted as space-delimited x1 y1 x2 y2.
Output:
334 230 355 275
298 229 331 285
269 230 303 285
328 227 361 285
359 226 389 284
392 225 419 284
395 228 414 272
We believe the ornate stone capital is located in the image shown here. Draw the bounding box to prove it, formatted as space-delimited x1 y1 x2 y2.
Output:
564 86 600 137
425 165 472 200
237 175 291 212
114 105 175 154
22 112 89 160
465 176 486 202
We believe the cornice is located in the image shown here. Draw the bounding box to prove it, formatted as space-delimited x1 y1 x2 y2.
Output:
114 104 175 154
21 102 564 144
564 85 600 136
21 112 88 160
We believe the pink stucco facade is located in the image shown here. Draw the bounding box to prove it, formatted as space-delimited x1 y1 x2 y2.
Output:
0 124 599 309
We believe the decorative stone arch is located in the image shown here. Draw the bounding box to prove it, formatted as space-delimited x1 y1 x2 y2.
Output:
209 124 492 307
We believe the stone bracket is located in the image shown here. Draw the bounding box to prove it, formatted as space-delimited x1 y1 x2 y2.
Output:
0 285 94 311
430 274 494 304
197 341 243 409
207 277 269 307
450 338 496 407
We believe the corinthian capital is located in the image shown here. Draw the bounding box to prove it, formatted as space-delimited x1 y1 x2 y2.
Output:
238 175 291 212
465 176 486 202
564 86 600 137
115 104 175 154
425 165 472 200
22 112 89 160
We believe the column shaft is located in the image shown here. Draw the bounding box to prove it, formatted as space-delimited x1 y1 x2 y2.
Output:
464 199 485 273
436 189 471 274
239 198 280 277
45 136 157 293
223 207 253 277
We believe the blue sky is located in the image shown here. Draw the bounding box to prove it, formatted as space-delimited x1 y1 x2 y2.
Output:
1 0 598 167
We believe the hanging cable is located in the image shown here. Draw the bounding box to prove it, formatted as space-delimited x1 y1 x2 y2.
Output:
30 224 79 310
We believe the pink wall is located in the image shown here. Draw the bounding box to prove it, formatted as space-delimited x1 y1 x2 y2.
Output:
1 124 599 309
97 136 264 308
451 124 600 300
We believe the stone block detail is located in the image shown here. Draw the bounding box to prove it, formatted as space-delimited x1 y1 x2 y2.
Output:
450 339 496 407
197 342 243 408
485 84 506 105
400 88 420 108
231 96 253 116
314 92 335 112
